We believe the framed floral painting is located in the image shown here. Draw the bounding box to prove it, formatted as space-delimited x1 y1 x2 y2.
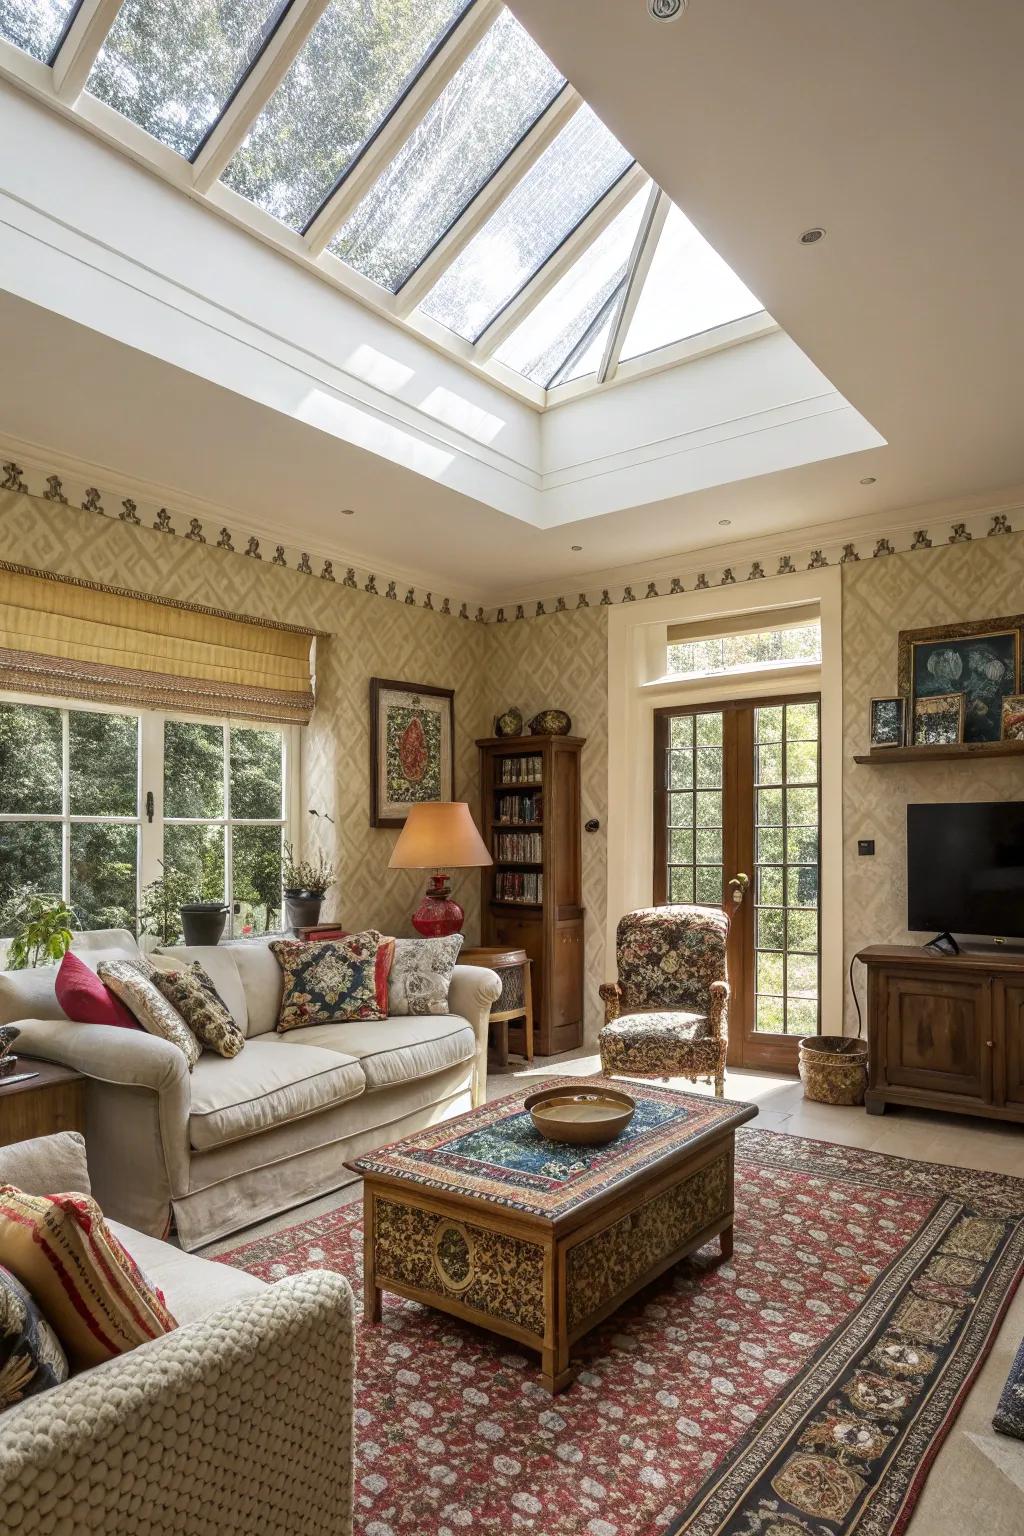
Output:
369 678 454 827
897 616 1021 743
911 692 964 747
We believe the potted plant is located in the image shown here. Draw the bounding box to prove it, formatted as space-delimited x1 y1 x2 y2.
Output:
283 844 335 931
1 887 78 970
139 866 229 948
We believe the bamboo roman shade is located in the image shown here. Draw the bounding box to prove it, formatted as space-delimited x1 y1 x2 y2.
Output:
0 565 317 725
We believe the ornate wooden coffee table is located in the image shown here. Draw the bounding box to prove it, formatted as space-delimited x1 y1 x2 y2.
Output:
349 1077 757 1393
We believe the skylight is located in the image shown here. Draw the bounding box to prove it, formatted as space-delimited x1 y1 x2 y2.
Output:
419 105 634 343
494 185 648 386
0 0 78 62
87 0 288 160
0 0 771 408
221 0 471 231
330 9 565 292
621 203 762 362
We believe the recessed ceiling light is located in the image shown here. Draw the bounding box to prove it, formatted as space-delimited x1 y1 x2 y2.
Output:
718 518 732 526
339 507 355 515
799 227 826 244
859 476 877 485
571 544 582 551
648 0 687 20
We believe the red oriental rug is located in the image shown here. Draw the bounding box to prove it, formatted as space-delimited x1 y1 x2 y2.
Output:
218 1129 1024 1536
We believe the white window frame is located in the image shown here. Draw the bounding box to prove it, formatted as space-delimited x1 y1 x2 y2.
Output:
0 690 300 936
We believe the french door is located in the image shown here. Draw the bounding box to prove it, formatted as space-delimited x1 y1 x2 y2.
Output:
653 694 821 1070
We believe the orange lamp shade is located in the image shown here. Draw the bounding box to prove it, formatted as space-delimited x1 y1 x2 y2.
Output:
388 803 491 937
388 802 492 871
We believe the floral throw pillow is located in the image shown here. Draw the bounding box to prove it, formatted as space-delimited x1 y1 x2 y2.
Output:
151 964 244 1059
270 932 395 1032
97 960 201 1068
388 934 463 1016
0 1264 68 1410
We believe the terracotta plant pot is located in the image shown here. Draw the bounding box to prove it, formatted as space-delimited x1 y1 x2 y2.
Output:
798 1036 868 1106
285 892 323 931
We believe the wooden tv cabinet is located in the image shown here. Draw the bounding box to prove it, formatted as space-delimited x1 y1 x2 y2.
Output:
857 944 1024 1123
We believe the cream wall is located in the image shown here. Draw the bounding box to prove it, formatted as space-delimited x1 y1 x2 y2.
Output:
842 531 1024 1030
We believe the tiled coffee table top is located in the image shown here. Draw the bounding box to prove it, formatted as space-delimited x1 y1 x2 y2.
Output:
351 1077 756 1220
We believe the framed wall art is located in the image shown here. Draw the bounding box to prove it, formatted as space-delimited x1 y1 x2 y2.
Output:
1001 694 1024 742
911 692 964 747
897 616 1021 744
869 696 905 748
369 678 455 828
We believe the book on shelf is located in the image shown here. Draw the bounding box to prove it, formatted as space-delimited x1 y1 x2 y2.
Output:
494 870 543 903
495 830 542 863
498 755 542 786
496 791 543 824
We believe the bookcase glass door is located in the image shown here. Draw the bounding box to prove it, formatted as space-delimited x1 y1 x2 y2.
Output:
654 694 821 1070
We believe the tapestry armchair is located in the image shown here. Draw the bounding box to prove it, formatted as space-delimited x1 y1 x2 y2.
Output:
599 905 730 1097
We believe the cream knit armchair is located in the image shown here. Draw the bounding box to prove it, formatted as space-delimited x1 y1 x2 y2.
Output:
0 1134 355 1536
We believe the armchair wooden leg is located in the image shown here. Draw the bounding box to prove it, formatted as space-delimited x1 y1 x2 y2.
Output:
714 1070 725 1098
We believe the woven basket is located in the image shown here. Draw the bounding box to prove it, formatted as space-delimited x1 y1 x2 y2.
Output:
798 1036 868 1106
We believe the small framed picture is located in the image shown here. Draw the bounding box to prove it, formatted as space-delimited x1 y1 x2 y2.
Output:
1000 694 1024 742
912 692 964 747
869 697 905 748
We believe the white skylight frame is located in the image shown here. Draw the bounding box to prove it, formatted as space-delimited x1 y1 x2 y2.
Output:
0 0 775 411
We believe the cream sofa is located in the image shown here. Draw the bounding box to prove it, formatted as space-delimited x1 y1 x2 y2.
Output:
0 929 500 1249
0 1131 354 1536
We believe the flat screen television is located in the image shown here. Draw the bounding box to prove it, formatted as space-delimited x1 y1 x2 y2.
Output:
907 801 1024 938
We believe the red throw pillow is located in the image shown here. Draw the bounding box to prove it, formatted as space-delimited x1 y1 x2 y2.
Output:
55 950 140 1030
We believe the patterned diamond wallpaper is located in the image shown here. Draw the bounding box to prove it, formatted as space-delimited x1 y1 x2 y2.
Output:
843 532 1024 1030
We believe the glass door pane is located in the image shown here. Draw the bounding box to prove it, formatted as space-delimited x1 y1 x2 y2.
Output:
752 700 820 1037
662 710 724 906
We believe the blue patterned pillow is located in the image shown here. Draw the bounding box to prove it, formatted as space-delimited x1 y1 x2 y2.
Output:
0 1264 68 1411
993 1335 1024 1440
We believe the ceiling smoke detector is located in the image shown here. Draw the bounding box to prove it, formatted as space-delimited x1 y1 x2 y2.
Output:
648 0 687 20
799 228 826 245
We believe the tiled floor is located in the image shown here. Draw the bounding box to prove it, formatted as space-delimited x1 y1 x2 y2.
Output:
204 1051 1024 1535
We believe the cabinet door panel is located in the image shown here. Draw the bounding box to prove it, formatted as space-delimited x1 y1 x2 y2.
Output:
883 975 992 1101
1001 983 1024 1106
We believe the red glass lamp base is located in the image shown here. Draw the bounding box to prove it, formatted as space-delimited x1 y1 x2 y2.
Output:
411 873 465 938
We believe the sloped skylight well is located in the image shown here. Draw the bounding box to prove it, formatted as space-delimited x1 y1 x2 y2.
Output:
0 0 770 408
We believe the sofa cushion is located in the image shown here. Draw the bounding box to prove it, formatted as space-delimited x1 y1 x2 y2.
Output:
388 933 464 1016
55 950 140 1030
109 1220 265 1325
0 931 142 1028
281 1016 476 1092
188 1039 365 1151
271 933 395 1032
154 946 249 1036
218 940 283 1036
152 964 245 1060
98 960 202 1068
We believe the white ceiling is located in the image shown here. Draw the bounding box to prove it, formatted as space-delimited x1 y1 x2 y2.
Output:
1 0 1022 602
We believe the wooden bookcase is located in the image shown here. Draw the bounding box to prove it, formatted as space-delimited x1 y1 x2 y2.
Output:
477 734 585 1056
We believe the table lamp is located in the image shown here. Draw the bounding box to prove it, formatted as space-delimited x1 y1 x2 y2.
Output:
388 801 492 937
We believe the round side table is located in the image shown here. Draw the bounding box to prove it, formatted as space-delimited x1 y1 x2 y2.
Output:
459 946 534 1067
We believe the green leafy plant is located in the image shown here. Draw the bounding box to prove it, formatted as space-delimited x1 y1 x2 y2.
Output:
137 865 197 947
1 888 79 970
283 843 335 897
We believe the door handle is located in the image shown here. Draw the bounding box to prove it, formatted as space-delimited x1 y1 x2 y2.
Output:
728 872 750 907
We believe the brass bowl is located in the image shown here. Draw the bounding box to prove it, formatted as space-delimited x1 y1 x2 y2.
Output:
525 1086 635 1145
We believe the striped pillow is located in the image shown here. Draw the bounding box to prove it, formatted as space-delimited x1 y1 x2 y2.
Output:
0 1186 177 1371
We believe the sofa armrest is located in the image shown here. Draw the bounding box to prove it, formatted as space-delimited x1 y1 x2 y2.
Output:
0 1269 355 1536
449 964 501 1107
14 1018 191 1233
0 1131 91 1196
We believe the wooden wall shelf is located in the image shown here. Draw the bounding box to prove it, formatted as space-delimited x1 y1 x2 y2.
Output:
854 740 1024 765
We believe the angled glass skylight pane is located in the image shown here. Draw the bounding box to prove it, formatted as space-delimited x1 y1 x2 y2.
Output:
420 105 632 343
0 0 79 62
330 9 564 293
86 0 287 160
549 293 619 389
621 202 762 362
494 186 647 386
221 0 470 232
